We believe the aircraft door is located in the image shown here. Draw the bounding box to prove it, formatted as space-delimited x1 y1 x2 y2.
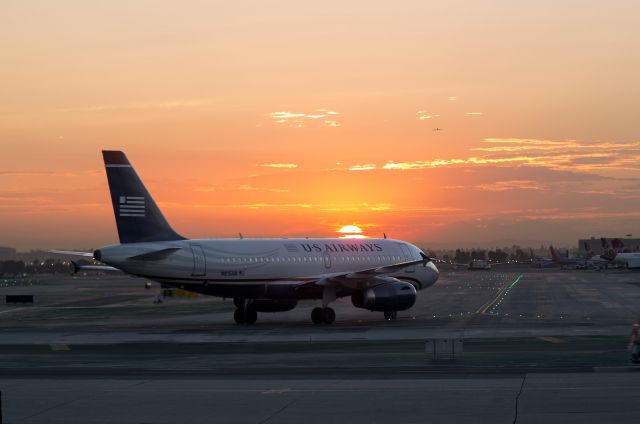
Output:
323 251 332 269
399 244 415 273
191 245 207 276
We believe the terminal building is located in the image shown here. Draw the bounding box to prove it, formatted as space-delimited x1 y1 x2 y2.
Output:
578 237 640 256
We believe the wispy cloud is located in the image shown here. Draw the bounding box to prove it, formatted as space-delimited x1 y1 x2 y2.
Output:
193 184 289 193
258 163 298 169
334 138 640 177
267 109 340 127
0 170 99 177
471 138 640 175
445 180 547 192
348 164 376 171
417 110 440 120
465 112 483 116
229 202 463 213
58 99 209 113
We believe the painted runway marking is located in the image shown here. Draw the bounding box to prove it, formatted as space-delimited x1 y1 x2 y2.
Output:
476 274 523 315
537 336 566 344
49 343 70 351
261 388 291 395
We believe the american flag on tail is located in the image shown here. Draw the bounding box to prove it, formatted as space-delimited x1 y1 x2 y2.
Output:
119 196 145 217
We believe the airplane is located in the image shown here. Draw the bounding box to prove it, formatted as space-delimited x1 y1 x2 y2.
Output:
432 128 443 131
529 248 554 268
600 238 640 269
549 246 586 269
582 242 609 269
54 151 439 325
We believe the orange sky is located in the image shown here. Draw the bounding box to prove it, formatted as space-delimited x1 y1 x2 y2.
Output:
1 1 640 250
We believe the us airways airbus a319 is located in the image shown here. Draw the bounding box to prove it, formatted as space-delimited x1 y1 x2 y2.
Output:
56 151 439 325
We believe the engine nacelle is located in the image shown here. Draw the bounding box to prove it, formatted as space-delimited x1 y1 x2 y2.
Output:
251 299 298 312
351 278 417 312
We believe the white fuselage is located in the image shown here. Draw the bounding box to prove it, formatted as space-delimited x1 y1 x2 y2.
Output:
96 238 439 298
609 252 640 269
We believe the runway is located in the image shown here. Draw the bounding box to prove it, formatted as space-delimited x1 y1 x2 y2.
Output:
1 266 640 423
1 265 639 343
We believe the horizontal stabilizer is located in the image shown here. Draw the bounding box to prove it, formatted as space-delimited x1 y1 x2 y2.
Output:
127 247 181 261
49 250 94 258
71 261 121 274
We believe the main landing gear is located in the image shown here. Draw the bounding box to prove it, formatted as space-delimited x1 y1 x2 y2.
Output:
384 311 398 320
233 298 257 325
311 307 335 324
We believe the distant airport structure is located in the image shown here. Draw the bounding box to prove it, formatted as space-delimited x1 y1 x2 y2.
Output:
0 246 16 260
578 237 640 255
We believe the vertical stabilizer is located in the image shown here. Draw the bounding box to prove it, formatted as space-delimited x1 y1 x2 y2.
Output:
549 246 561 262
102 151 185 243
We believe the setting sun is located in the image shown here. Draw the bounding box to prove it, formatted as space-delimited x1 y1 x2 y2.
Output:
338 225 363 234
338 225 367 238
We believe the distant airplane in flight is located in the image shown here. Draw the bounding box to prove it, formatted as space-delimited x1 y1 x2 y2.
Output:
54 151 439 325
432 128 443 131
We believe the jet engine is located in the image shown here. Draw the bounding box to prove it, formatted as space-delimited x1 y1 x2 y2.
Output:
251 299 298 312
351 278 417 311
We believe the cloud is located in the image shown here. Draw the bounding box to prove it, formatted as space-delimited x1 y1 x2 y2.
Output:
258 163 298 169
0 170 99 177
58 99 209 113
465 112 483 115
348 164 377 171
444 180 547 192
448 96 457 101
476 180 546 191
328 138 640 177
417 110 440 120
470 138 640 175
267 109 340 127
193 184 288 193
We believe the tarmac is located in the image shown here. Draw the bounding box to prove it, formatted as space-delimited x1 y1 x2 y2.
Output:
1 265 640 422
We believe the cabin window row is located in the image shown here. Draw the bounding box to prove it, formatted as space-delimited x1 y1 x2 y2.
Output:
211 256 403 263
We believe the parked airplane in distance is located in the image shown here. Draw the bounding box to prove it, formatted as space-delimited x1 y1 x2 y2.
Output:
600 238 640 269
55 151 439 325
529 249 554 268
549 246 586 269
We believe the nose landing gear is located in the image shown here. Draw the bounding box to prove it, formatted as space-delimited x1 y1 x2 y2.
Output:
311 307 335 324
311 285 337 324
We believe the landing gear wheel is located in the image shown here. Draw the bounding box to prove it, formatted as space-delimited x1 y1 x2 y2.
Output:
244 307 258 325
322 307 335 324
234 308 246 324
384 311 398 320
311 307 324 324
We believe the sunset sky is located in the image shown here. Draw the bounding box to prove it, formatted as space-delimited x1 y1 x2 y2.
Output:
1 1 640 250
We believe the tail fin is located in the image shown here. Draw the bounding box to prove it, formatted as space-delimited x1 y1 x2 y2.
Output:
102 151 186 243
549 245 561 262
612 238 625 250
